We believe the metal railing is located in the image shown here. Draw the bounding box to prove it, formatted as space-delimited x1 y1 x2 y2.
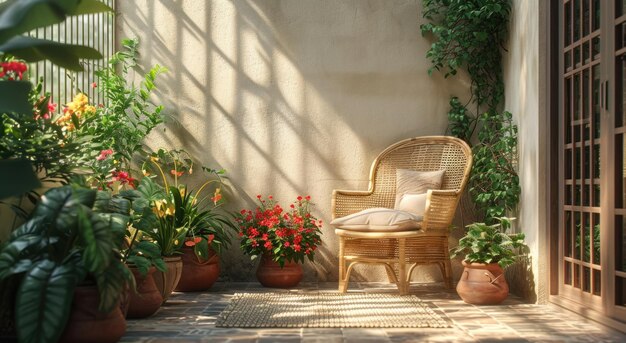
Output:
27 0 116 107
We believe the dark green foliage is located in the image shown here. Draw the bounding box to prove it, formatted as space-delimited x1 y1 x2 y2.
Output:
450 217 527 269
421 0 520 222
470 111 520 219
421 0 509 108
0 186 133 343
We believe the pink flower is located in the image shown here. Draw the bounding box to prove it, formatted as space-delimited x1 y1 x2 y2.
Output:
47 101 57 113
96 149 113 161
91 82 97 88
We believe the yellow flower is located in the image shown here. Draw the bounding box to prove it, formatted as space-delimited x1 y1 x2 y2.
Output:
165 203 176 216
174 239 179 245
142 169 150 177
150 156 159 162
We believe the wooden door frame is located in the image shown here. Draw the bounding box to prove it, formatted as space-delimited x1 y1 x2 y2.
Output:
543 0 626 331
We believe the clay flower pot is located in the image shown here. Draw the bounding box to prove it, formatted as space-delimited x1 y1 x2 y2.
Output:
59 285 126 343
175 245 220 292
456 261 509 305
153 256 183 303
256 253 303 288
127 266 163 318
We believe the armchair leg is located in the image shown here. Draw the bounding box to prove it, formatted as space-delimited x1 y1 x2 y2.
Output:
438 260 453 289
398 238 408 295
338 237 348 293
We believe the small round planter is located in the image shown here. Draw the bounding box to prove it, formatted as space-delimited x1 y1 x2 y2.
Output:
175 246 220 292
256 253 303 288
127 266 163 318
152 256 183 303
59 285 126 343
456 261 509 305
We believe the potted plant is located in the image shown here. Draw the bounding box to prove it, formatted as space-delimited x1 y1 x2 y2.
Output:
131 149 234 297
450 217 527 305
0 185 132 343
122 228 167 318
235 195 323 288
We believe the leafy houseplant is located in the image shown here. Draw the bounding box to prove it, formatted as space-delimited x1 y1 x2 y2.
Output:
450 217 526 268
0 185 133 343
450 217 527 305
421 0 520 222
0 0 111 199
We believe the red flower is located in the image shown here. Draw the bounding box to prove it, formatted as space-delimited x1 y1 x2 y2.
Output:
208 234 215 244
305 195 311 201
264 241 273 249
297 196 303 201
91 82 97 88
170 169 184 177
284 242 290 247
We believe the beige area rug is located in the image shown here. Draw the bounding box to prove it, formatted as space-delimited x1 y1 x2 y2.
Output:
216 292 452 328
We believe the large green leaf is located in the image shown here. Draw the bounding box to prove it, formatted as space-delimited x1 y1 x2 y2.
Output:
78 208 113 273
0 81 32 115
33 186 96 234
94 261 129 312
0 36 102 71
15 259 78 343
0 0 112 44
10 217 44 239
0 234 42 279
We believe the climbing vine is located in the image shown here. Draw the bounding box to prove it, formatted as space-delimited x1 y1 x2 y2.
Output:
421 0 519 221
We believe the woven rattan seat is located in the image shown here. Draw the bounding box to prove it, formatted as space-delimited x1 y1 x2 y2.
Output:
331 136 472 294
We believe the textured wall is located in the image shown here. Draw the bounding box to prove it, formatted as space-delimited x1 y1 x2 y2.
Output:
115 0 471 282
503 0 543 302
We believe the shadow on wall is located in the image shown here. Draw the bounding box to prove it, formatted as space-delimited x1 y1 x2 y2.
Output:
116 0 468 282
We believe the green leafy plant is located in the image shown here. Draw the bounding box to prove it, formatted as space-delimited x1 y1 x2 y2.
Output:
450 217 527 269
0 0 111 198
128 149 234 258
421 0 520 222
0 185 133 343
75 38 167 178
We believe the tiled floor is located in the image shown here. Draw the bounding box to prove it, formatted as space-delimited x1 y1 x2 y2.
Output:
121 282 626 342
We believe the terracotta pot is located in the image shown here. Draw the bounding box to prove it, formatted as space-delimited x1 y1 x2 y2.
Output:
59 285 126 343
153 256 183 303
256 253 303 288
456 261 509 305
127 266 163 318
175 246 220 292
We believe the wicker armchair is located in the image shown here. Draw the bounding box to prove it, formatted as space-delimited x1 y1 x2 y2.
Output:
332 136 472 294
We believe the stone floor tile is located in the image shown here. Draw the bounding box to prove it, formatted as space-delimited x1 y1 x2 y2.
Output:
120 281 626 343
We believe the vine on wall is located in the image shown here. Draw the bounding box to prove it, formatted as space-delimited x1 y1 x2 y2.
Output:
421 0 520 221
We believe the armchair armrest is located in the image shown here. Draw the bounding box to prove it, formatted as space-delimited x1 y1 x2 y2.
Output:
423 189 461 231
331 189 379 219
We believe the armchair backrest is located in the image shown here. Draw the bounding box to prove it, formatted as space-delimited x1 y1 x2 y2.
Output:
368 136 472 208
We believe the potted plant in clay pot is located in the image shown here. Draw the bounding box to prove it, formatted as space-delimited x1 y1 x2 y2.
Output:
132 149 234 298
173 185 233 292
235 195 323 288
0 186 133 343
450 217 527 305
122 231 166 318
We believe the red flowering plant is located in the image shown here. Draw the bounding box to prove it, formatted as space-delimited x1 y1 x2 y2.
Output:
130 148 234 259
235 195 323 267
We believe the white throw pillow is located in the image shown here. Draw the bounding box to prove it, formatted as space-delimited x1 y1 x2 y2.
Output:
395 192 428 216
330 208 423 232
394 169 445 208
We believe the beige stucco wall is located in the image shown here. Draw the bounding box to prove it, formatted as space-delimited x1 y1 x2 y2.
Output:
503 0 544 303
116 0 471 282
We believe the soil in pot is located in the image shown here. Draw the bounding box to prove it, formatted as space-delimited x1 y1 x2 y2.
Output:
175 246 220 292
127 266 163 318
456 261 509 305
256 253 303 288
58 285 126 343
152 256 183 303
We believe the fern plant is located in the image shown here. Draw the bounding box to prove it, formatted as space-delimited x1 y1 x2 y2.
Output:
76 38 167 179
450 217 527 269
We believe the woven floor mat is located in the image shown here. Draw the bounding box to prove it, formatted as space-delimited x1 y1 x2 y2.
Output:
216 292 452 328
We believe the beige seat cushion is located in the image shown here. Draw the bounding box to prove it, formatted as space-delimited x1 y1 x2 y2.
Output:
395 192 428 216
394 169 445 208
330 207 422 232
